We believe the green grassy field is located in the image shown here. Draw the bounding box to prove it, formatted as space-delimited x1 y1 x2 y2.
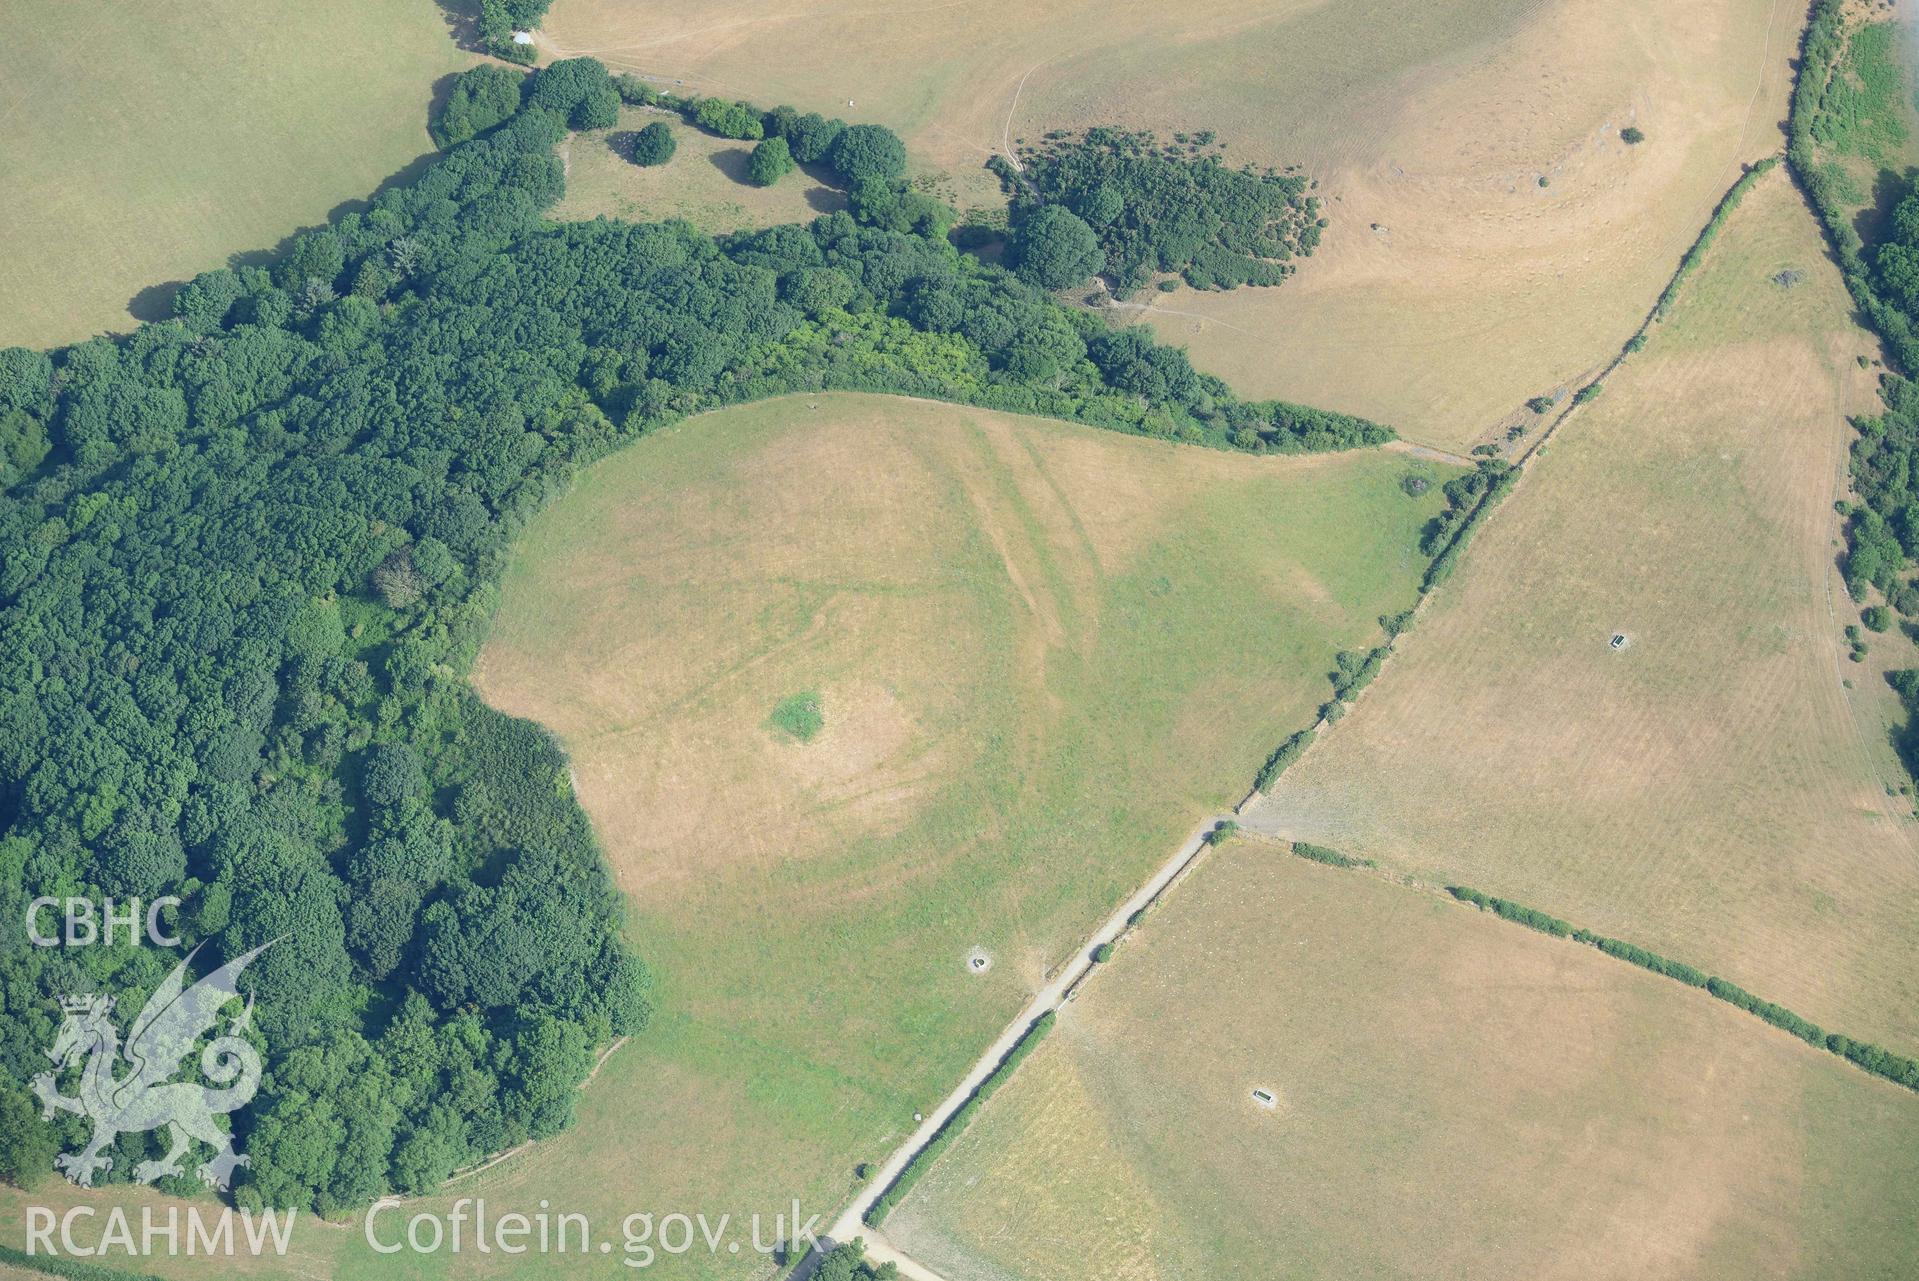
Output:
553 105 847 231
1245 165 1919 1056
887 842 1919 1281
0 0 465 349
436 393 1449 1277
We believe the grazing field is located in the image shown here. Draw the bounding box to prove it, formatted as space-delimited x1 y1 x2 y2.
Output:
0 0 466 349
1245 166 1919 1056
887 844 1919 1281
541 0 1798 448
444 393 1444 1276
555 105 846 230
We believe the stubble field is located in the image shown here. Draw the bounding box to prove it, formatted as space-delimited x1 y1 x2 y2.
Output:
1245 165 1919 1056
886 842 1919 1281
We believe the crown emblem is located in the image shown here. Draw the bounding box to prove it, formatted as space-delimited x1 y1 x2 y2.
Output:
60 994 110 1014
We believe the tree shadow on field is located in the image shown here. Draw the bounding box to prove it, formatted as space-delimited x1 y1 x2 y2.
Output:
431 0 486 55
127 280 184 325
221 147 446 276
797 161 847 212
424 70 470 145
707 146 755 185
803 185 848 214
705 150 849 213
1855 165 1918 254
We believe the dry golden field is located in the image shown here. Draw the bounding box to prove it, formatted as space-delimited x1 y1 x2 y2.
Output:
886 844 1919 1281
453 393 1446 1277
540 0 1801 448
1245 165 1919 1056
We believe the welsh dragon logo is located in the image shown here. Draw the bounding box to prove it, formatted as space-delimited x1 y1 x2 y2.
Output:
32 940 274 1190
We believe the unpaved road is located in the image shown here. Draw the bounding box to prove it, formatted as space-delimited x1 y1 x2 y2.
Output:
816 814 1231 1270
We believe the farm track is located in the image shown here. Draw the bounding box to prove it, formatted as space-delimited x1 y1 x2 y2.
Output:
799 151 1870 1281
814 815 1231 1273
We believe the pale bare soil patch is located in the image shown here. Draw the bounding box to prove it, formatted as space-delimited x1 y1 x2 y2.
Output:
543 0 1796 448
1246 167 1919 1054
1117 0 1801 448
555 106 847 232
888 845 1919 1281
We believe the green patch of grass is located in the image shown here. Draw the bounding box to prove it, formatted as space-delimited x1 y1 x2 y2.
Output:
1811 22 1912 166
768 691 825 741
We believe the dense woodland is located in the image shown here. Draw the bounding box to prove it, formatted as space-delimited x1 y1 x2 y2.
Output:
994 128 1324 296
1791 2 1919 773
0 58 1391 1211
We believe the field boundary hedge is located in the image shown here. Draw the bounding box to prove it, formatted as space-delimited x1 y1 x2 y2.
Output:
1292 841 1371 870
863 1011 1057 1226
1651 156 1778 321
1789 0 1919 375
0 1245 165 1281
1446 884 1919 1093
1420 463 1517 593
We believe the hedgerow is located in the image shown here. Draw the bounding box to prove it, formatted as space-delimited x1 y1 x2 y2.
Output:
1254 728 1316 792
1291 842 1371 870
1445 886 1573 937
1330 646 1389 701
864 1012 1055 1225
1421 461 1517 592
1705 978 1827 1046
1446 886 1918 1093
0 1245 164 1281
1592 937 1708 988
1650 156 1777 320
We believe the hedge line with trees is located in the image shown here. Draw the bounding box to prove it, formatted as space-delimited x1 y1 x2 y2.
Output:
1446 886 1573 938
1788 0 1919 775
864 1012 1055 1226
1445 886 1919 1092
1421 459 1517 592
1291 842 1371 870
813 1243 900 1281
1254 728 1316 792
0 55 1407 1210
998 127 1325 296
1650 156 1777 321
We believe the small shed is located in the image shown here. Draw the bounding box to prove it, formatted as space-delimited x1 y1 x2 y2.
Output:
511 30 535 45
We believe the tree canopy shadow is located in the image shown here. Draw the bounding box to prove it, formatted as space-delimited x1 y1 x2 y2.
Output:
706 146 754 185
431 0 485 54
1854 165 1918 253
803 185 848 214
127 280 184 325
